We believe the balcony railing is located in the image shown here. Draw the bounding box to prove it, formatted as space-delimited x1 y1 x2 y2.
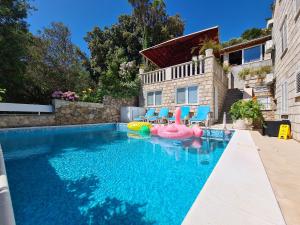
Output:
141 68 166 84
141 59 205 85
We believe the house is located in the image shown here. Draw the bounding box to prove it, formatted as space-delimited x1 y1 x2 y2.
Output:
138 26 228 122
138 26 275 123
272 0 300 141
220 34 276 121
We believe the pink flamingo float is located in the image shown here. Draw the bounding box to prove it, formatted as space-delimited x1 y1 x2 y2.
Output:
151 107 203 139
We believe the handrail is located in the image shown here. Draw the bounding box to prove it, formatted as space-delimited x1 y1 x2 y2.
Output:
140 68 166 75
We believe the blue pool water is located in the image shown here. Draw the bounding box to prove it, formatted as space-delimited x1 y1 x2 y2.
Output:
0 124 231 225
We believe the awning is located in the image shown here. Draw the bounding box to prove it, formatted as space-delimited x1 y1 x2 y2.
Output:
140 26 219 68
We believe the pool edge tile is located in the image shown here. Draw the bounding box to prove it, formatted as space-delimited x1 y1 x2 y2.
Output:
182 130 287 225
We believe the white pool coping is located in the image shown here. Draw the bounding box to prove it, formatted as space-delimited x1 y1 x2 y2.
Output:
182 130 286 225
0 145 16 225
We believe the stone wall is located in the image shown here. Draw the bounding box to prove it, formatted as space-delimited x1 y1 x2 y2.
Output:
0 114 56 128
244 75 276 121
212 58 228 121
273 0 300 141
0 97 136 128
140 54 228 121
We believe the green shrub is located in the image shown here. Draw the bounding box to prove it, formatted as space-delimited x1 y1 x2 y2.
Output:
230 99 264 125
80 88 102 103
238 66 272 80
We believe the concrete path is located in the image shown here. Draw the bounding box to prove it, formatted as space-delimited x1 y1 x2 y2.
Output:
183 131 286 225
251 131 300 225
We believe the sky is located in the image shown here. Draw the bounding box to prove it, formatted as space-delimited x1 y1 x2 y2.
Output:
27 0 274 54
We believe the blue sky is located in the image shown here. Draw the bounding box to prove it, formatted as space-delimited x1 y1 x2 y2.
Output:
27 0 274 54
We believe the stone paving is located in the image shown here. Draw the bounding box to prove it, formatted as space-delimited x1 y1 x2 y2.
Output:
251 131 300 225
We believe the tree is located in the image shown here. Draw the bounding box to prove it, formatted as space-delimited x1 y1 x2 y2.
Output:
0 0 32 102
85 0 184 99
222 28 271 48
99 48 140 99
128 0 184 48
241 28 266 40
23 22 92 103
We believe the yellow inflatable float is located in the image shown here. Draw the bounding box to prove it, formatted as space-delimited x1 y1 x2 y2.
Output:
127 122 152 131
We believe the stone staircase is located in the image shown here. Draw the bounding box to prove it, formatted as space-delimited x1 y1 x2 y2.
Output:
219 88 243 123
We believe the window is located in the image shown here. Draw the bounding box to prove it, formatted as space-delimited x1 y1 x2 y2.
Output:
188 86 198 103
147 92 154 106
280 18 288 54
229 50 242 65
176 88 186 104
147 91 162 106
295 0 300 19
243 45 262 63
297 72 300 95
257 96 272 110
155 91 162 105
176 86 198 104
281 82 288 114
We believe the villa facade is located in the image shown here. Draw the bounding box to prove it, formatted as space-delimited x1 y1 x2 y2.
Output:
220 35 276 121
272 0 300 141
139 27 228 122
138 4 300 141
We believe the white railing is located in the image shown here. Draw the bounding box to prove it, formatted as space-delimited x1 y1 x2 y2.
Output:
0 103 53 114
141 68 166 84
170 60 204 80
141 59 205 84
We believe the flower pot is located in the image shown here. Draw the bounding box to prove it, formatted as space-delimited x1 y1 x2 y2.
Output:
205 48 214 57
233 118 253 130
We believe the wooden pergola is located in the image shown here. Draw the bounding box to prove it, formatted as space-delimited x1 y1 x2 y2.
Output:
140 26 220 68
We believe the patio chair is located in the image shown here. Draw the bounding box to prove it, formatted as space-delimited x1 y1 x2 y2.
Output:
148 107 169 123
168 106 190 124
133 108 155 121
190 105 211 125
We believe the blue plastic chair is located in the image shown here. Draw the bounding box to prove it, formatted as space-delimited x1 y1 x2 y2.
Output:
148 107 169 123
168 106 190 123
190 105 210 124
134 108 155 121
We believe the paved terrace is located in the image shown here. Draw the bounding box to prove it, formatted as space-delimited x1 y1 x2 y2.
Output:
251 131 300 225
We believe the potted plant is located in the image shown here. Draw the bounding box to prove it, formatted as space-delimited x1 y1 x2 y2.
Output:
230 98 264 130
191 38 222 57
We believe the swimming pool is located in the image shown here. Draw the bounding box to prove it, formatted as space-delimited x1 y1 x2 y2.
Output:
0 124 232 225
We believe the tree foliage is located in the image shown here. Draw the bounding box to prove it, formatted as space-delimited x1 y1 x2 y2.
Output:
86 0 184 98
0 0 184 103
24 22 92 103
0 0 31 102
222 28 271 48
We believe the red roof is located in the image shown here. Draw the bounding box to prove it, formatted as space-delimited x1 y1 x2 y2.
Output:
140 26 219 68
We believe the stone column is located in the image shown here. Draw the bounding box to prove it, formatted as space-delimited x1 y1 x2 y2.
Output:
165 67 172 80
223 53 229 66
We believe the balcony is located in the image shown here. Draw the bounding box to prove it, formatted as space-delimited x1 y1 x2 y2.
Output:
140 58 205 85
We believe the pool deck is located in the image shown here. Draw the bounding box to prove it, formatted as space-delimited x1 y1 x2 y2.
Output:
251 131 300 225
183 130 286 225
